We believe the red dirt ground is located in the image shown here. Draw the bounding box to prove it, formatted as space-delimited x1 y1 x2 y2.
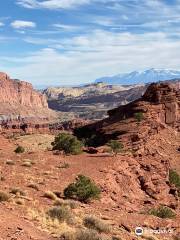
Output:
0 134 179 240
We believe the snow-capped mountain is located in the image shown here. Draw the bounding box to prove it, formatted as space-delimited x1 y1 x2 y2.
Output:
95 68 180 85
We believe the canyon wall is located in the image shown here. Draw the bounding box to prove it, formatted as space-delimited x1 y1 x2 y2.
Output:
0 72 48 108
0 72 57 121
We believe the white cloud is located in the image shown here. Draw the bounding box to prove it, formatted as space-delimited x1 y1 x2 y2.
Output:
0 22 4 27
3 0 180 86
122 15 129 20
2 30 180 85
10 20 36 29
53 23 80 31
16 0 91 9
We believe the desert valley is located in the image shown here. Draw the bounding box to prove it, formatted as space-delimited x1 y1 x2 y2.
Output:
1 0 180 239
0 71 179 240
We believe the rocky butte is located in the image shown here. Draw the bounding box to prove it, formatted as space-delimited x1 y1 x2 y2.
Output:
76 82 180 146
0 72 57 122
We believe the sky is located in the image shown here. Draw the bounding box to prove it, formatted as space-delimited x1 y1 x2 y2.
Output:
1 0 180 86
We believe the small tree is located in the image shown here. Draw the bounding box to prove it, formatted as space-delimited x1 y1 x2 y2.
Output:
169 169 180 188
51 133 83 155
14 146 25 154
64 175 101 203
107 140 123 156
134 112 144 122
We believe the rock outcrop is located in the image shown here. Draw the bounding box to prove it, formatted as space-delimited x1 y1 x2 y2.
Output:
0 72 48 108
0 118 91 134
0 72 57 122
74 83 180 209
76 82 180 145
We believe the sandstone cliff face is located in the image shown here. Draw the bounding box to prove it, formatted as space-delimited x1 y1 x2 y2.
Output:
0 72 59 122
143 83 180 127
0 72 48 108
76 83 180 150
74 83 180 212
104 82 180 133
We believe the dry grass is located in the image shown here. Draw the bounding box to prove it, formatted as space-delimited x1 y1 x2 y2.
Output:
27 183 39 191
54 199 79 209
57 162 70 169
0 191 10 202
43 191 57 200
21 159 33 167
28 206 112 240
15 134 54 152
15 198 25 205
6 160 15 165
76 229 101 240
28 208 75 236
47 206 73 224
22 162 32 167
10 188 26 196
83 215 110 233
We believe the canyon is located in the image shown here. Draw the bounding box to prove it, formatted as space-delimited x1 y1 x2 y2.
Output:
0 72 179 240
44 80 180 120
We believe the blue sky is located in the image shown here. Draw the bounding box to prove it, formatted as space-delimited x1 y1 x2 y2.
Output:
0 0 180 86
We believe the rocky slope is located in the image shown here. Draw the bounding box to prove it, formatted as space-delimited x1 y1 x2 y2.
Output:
44 82 146 120
0 132 179 240
75 82 180 205
67 83 180 240
0 82 179 240
44 79 180 120
75 82 180 148
44 82 135 99
0 72 58 122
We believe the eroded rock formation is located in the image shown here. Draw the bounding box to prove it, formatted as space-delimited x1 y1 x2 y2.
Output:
0 72 47 108
0 72 57 122
76 82 180 145
74 83 180 210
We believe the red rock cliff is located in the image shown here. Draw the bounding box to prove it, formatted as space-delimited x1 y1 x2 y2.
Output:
0 72 48 108
0 72 57 121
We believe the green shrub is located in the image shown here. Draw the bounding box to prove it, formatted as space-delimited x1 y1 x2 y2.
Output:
64 175 101 203
52 133 83 155
148 206 176 219
134 112 144 122
82 135 99 147
47 206 72 223
15 146 25 154
83 215 110 233
107 140 123 156
169 170 180 189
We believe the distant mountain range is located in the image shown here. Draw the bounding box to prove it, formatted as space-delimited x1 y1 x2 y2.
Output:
95 68 180 85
